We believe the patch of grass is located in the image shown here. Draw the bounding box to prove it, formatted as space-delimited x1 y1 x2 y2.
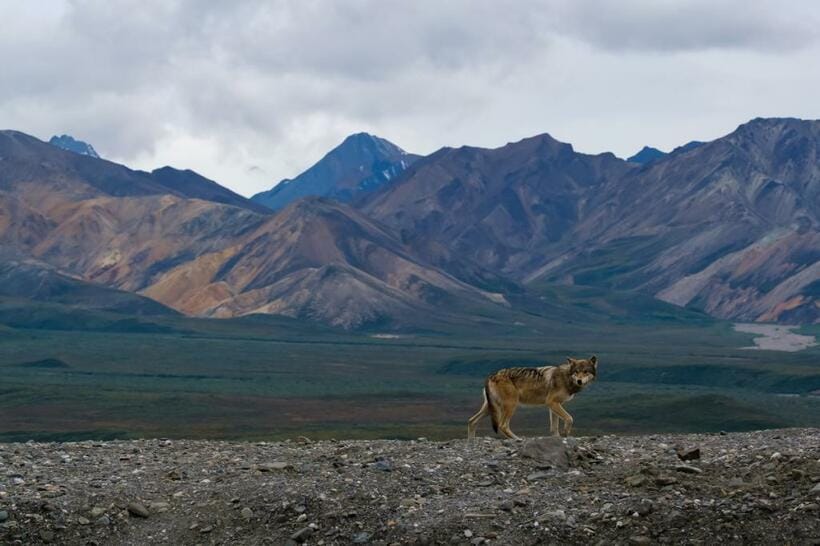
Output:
0 289 817 442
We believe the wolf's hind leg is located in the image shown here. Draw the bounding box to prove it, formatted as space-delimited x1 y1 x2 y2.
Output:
467 395 489 440
499 421 522 441
499 398 521 441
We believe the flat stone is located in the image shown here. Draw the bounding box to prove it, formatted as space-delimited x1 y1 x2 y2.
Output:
291 526 314 542
527 471 552 481
676 447 701 461
628 501 653 517
675 464 703 474
544 509 567 520
352 531 372 543
789 469 806 480
625 475 647 487
258 462 290 471
149 501 170 513
655 476 678 486
127 502 150 518
373 459 393 472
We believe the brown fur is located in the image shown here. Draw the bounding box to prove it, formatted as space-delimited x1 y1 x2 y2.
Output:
467 356 598 440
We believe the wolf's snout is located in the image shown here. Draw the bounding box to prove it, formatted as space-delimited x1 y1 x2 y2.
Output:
576 379 583 386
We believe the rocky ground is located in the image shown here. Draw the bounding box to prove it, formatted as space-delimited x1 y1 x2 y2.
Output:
1 429 819 545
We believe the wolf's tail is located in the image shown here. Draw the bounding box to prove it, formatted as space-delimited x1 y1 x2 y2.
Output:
485 377 499 434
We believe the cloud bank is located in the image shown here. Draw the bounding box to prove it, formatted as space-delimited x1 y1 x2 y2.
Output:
1 0 818 196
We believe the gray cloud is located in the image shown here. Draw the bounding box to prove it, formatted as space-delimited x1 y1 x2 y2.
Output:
549 0 819 52
0 1 818 196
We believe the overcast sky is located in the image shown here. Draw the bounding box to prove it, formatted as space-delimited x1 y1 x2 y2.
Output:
1 1 818 197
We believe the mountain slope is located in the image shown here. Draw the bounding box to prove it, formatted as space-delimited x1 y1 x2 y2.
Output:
150 166 272 214
363 133 632 278
536 118 818 323
535 119 819 323
363 119 819 323
1 130 176 201
142 198 503 329
251 133 418 210
1 131 266 214
0 257 177 316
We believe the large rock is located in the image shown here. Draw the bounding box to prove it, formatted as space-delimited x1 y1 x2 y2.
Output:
518 438 571 470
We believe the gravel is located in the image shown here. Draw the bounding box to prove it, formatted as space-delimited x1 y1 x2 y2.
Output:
0 428 818 544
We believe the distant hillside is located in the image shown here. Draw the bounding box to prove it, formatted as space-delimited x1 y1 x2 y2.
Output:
251 133 418 210
0 258 177 316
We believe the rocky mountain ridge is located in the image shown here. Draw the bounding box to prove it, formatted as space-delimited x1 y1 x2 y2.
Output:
48 135 99 159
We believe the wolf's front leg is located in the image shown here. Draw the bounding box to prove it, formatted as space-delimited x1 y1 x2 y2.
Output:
548 408 560 437
549 402 574 437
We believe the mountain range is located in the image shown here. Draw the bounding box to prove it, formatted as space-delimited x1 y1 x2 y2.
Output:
0 118 817 329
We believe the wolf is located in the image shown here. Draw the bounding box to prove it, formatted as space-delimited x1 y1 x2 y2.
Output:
467 356 598 440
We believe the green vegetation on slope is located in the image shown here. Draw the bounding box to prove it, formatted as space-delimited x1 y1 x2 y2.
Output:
0 290 817 441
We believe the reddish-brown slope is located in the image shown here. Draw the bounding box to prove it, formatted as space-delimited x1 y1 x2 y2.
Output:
143 198 501 328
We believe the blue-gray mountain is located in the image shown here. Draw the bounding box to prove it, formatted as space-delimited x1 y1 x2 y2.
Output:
251 133 418 211
48 134 100 158
627 146 666 164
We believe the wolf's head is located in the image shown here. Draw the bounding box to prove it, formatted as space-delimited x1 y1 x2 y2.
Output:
567 356 598 388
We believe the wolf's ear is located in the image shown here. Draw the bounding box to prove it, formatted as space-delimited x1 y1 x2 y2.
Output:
589 355 597 365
